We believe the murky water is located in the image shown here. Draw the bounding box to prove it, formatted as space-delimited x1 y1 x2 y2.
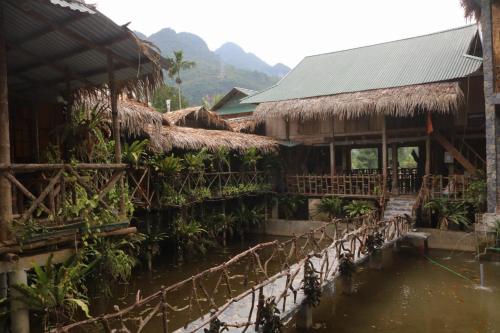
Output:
286 249 500 333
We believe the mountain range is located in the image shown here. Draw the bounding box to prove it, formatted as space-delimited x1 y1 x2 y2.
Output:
137 28 290 105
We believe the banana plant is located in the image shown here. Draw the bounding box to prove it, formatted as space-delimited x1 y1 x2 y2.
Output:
123 139 149 167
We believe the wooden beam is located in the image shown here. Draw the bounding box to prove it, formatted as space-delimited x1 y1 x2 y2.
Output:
432 131 477 175
8 11 89 46
8 0 138 69
8 43 93 86
0 6 12 242
10 32 130 77
330 117 336 176
108 55 125 216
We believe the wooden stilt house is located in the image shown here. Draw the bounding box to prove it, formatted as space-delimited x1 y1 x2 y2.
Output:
243 25 485 205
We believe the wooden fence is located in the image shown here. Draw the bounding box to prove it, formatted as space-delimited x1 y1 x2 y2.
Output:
285 174 383 198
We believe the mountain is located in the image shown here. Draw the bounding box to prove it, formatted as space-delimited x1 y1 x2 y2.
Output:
215 42 290 78
138 28 288 105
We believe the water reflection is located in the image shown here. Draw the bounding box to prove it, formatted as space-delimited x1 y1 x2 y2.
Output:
286 249 500 333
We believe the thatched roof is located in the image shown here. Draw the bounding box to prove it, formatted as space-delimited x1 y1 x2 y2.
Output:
461 0 481 20
227 117 257 133
159 126 277 154
163 106 232 131
253 81 465 122
97 99 277 153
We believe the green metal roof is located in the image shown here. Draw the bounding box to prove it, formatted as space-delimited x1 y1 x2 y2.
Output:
212 87 257 115
216 103 256 116
243 25 482 104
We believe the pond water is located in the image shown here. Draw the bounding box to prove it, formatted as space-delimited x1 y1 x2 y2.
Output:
286 248 500 333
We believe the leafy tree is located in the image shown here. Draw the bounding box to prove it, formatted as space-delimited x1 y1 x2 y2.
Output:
351 148 378 169
151 84 189 112
167 50 196 109
202 93 223 109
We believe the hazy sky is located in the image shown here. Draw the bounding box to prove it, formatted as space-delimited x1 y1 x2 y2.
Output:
94 0 471 68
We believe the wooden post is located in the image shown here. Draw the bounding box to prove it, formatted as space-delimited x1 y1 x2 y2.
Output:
0 6 12 241
391 143 398 195
382 117 388 190
330 117 336 176
9 269 30 333
107 55 126 217
425 134 431 176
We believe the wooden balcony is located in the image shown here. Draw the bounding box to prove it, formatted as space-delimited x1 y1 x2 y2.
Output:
128 168 273 209
0 163 132 250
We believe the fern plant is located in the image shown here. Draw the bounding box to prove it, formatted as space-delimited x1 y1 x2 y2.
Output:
424 198 470 230
344 200 374 218
12 255 91 330
123 139 149 166
317 196 343 220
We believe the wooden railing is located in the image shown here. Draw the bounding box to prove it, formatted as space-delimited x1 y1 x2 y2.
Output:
1 163 128 232
420 174 472 201
128 168 273 209
285 174 383 197
388 168 421 195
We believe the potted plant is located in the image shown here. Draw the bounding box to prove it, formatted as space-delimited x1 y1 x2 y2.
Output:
424 198 470 230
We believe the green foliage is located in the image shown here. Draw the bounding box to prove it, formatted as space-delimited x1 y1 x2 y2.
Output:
153 154 185 175
166 50 196 109
242 148 262 171
344 200 374 218
338 253 356 277
351 148 378 170
152 84 190 112
222 183 271 197
174 219 211 255
60 103 111 163
123 139 149 166
160 183 187 206
424 198 470 230
213 147 231 172
235 205 265 231
303 259 322 307
259 297 283 333
189 186 212 202
202 94 223 110
83 235 142 297
13 254 91 329
317 196 343 220
208 213 237 242
465 178 487 213
184 148 212 173
278 195 305 220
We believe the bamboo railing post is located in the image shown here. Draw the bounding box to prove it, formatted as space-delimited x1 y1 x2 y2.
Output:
382 116 388 197
0 7 12 241
254 286 264 331
108 54 125 217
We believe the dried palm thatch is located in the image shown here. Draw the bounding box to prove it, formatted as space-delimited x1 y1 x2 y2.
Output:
163 106 233 131
253 81 464 122
461 0 481 21
158 126 278 153
227 116 257 133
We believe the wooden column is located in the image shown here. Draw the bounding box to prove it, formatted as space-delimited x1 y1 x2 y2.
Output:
107 55 125 217
0 6 12 241
330 117 336 176
382 117 388 184
425 134 431 176
391 143 398 195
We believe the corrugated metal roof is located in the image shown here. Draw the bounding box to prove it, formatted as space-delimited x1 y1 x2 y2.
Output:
4 0 164 95
244 25 482 104
234 87 257 96
49 0 96 14
216 104 256 116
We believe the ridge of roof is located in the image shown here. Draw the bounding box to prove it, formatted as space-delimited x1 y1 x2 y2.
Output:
304 24 478 60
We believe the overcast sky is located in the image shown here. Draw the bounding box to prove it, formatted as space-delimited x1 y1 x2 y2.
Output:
94 0 471 68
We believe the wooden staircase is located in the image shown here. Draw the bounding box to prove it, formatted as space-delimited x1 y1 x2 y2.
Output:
432 131 485 175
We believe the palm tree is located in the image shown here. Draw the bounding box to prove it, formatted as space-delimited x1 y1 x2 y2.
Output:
167 50 195 110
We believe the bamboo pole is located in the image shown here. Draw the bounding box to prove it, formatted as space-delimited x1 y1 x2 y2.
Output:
330 117 336 176
107 55 126 217
425 134 431 176
0 6 12 241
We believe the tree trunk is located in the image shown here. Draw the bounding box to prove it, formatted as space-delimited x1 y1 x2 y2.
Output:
178 84 182 110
